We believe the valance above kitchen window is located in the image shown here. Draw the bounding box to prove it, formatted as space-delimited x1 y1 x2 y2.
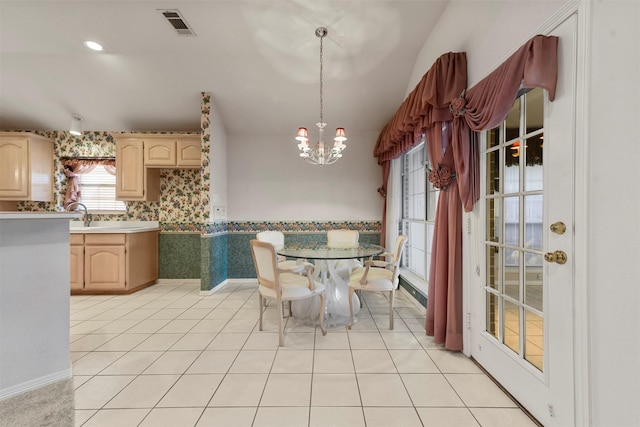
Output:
61 157 115 208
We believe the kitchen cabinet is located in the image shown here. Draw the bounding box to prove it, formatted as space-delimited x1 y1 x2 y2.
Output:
115 134 200 201
0 132 53 201
84 234 126 291
115 137 160 201
69 234 84 291
144 135 200 168
71 230 159 294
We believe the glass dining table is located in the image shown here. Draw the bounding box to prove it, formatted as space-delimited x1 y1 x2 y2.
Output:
277 243 385 328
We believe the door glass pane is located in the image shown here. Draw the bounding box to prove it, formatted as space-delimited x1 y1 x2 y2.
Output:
525 264 543 311
524 137 544 191
524 194 543 250
504 299 520 354
525 89 544 133
487 124 501 148
504 161 519 193
486 246 500 290
504 196 519 247
486 292 499 339
486 150 501 194
486 198 501 243
505 98 521 141
504 252 520 301
525 309 544 371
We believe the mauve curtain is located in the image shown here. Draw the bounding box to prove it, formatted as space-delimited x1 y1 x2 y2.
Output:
426 35 559 350
62 159 116 208
374 52 468 246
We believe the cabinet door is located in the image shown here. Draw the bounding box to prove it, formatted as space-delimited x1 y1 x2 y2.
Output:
145 139 176 166
176 138 201 167
84 245 126 290
0 136 29 199
70 245 84 290
116 139 145 200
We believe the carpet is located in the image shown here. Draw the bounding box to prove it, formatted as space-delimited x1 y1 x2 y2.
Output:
0 379 74 427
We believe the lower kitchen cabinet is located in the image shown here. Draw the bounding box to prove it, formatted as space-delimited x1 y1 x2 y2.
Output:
70 231 158 294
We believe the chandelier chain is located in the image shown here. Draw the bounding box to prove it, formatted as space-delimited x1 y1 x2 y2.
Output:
319 30 324 125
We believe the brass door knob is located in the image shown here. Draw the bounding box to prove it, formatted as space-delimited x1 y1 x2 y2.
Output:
544 250 567 265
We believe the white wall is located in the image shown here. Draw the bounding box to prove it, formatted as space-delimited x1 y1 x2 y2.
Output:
586 2 640 425
227 130 383 221
0 215 73 399
209 98 228 220
406 0 572 92
407 0 640 425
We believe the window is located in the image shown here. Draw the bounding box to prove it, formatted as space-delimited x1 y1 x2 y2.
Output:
399 137 439 282
77 165 126 213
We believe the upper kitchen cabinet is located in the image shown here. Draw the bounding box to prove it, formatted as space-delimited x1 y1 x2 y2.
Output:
144 134 201 168
0 132 53 201
115 137 160 201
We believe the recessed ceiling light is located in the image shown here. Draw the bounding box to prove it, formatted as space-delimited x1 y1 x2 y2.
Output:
83 41 103 51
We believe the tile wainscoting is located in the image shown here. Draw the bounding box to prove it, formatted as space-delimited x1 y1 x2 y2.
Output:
159 220 381 289
159 221 427 309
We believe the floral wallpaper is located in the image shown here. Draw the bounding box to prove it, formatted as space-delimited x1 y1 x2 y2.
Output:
200 92 211 223
17 130 202 227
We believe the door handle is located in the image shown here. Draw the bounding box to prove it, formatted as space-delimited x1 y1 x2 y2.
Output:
544 250 567 265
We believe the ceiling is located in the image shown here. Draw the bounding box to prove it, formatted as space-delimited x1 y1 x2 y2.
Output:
0 0 448 137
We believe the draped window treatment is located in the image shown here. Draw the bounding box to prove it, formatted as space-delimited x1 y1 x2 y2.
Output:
374 35 558 351
375 52 468 245
62 158 116 208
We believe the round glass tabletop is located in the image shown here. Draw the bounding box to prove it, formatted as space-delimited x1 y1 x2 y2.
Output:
277 243 384 260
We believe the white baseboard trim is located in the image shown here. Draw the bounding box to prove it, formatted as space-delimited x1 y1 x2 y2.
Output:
0 369 72 401
198 278 259 295
155 279 201 285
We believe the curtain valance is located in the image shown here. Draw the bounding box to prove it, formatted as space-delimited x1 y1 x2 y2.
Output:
373 52 467 164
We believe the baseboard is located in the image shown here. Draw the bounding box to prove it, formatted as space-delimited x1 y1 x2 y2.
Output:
0 369 72 401
155 278 201 285
199 279 230 296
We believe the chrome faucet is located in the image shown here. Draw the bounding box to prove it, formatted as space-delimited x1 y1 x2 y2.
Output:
66 202 92 227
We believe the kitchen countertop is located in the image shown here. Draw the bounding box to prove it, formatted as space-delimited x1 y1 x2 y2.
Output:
0 212 81 220
69 220 160 233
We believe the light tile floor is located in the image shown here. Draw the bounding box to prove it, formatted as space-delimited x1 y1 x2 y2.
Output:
71 281 539 427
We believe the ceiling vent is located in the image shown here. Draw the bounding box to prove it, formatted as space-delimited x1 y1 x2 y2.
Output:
159 9 196 36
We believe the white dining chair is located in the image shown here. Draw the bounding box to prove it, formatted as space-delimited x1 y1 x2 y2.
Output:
256 230 312 274
347 235 407 330
250 239 326 346
327 229 362 281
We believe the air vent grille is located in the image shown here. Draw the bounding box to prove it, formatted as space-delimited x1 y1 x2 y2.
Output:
159 9 196 36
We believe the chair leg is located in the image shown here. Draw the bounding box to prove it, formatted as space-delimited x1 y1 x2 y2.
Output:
318 293 326 336
347 287 355 330
259 294 264 331
389 290 395 330
289 300 293 317
278 300 284 347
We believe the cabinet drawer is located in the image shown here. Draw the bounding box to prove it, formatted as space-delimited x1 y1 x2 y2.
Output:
70 234 84 245
85 233 126 245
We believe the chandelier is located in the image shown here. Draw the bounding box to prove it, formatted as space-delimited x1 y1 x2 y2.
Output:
295 27 347 166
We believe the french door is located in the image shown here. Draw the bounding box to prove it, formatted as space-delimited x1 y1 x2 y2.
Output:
470 15 577 426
